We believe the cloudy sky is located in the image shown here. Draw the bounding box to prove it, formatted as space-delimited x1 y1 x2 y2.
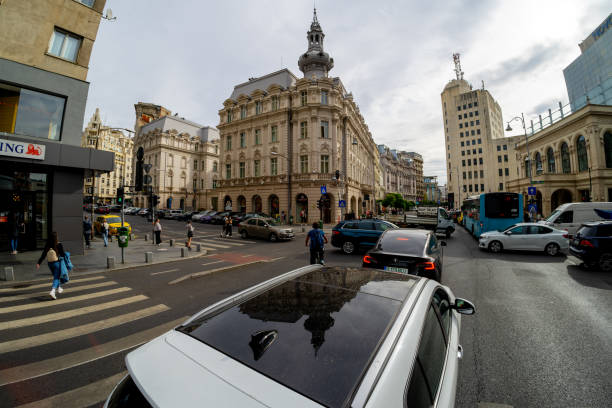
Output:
84 0 610 185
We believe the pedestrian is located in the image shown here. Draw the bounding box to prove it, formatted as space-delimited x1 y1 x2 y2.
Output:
300 209 306 223
36 232 67 299
185 220 194 249
102 219 109 247
224 214 233 237
281 210 286 224
9 213 23 255
83 215 92 249
305 222 328 265
153 218 162 245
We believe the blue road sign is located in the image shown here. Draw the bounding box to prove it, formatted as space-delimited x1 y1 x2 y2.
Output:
320 185 327 195
528 186 536 196
528 203 537 215
437 200 441 204
339 200 346 208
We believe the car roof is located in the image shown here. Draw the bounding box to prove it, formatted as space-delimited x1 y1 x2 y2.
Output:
582 220 612 227
178 267 419 408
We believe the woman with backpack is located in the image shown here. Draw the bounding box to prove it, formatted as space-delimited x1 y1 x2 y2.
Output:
36 231 67 300
185 220 194 249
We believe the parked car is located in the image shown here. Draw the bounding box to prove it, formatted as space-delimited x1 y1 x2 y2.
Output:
362 228 445 282
479 222 569 256
138 208 150 216
237 212 268 223
201 211 219 223
569 221 612 271
104 265 475 408
165 209 185 220
127 207 141 215
93 215 132 236
238 217 294 241
191 211 212 222
109 205 122 213
541 202 612 237
95 206 110 214
331 219 399 254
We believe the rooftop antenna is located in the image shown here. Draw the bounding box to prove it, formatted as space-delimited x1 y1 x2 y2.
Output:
453 53 464 80
481 80 485 90
102 8 116 21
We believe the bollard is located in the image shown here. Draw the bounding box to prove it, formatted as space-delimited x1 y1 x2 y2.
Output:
145 252 153 263
301 224 305 232
107 256 115 269
169 239 175 247
2 266 15 281
181 247 187 257
130 234 134 241
195 244 201 252
144 234 148 241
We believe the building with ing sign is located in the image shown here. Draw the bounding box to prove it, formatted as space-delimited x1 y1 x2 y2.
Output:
506 104 612 216
82 109 133 205
0 0 112 253
131 103 219 211
215 10 380 223
377 145 419 202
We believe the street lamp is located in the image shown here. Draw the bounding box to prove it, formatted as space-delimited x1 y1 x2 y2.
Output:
271 151 292 220
506 113 532 187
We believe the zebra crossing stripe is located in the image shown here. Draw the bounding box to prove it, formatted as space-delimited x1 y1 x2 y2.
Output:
14 371 126 408
204 239 248 246
0 295 149 331
192 241 233 248
0 281 118 303
0 316 186 387
0 287 132 315
0 276 105 294
0 304 170 354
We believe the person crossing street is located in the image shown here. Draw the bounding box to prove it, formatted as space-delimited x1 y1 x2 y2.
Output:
305 222 328 265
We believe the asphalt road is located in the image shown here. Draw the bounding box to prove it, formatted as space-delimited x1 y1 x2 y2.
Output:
1 215 610 407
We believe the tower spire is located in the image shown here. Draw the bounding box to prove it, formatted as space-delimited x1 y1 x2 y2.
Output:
298 8 334 79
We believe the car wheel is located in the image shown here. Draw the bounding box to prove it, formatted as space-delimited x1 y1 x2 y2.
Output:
488 240 502 253
599 253 612 272
342 241 356 254
241 230 248 239
545 243 560 256
269 233 278 242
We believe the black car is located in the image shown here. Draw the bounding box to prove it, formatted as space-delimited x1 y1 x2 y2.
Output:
361 228 445 282
569 221 612 272
331 219 399 254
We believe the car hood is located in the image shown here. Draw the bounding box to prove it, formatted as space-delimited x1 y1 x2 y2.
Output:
479 231 503 238
126 330 319 407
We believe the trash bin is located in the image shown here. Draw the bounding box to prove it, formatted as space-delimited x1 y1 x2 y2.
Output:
319 220 323 229
289 215 294 225
118 227 129 248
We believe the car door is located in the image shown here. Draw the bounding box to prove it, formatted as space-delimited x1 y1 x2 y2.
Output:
504 225 527 250
428 234 443 269
358 221 379 247
245 218 257 236
256 219 268 238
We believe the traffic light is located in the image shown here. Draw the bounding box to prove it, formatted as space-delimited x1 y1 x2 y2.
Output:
152 195 160 207
135 147 144 191
116 187 124 204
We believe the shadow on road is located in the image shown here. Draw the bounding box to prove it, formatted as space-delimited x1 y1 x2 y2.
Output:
566 264 612 290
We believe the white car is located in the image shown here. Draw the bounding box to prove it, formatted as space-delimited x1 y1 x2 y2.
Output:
479 222 569 256
104 265 475 407
191 210 212 222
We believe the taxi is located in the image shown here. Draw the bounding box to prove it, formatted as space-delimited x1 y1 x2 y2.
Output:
94 215 132 236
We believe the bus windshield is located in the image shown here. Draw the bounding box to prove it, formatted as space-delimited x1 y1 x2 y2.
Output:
484 193 519 218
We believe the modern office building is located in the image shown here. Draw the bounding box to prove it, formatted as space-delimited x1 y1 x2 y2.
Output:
563 13 612 111
0 0 112 253
215 10 380 223
441 55 520 208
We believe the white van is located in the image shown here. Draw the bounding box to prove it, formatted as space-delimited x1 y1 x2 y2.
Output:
543 202 612 236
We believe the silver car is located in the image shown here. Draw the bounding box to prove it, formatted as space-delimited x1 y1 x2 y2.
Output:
104 265 474 407
479 222 569 256
238 217 294 241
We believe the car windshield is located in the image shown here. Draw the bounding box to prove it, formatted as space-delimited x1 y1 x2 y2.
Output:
377 231 428 254
105 217 121 224
266 219 280 226
545 210 560 222
502 224 517 232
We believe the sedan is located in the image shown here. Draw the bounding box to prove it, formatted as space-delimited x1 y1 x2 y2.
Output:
362 228 445 282
191 210 212 222
479 223 568 256
238 217 294 241
104 265 474 408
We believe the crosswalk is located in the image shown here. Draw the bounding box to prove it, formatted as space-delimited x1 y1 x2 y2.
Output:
0 274 187 407
171 235 258 253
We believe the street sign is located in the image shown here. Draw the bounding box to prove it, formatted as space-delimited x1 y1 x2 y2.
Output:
144 175 152 185
320 185 327 195
528 203 537 217
143 164 152 174
339 200 346 208
528 186 536 195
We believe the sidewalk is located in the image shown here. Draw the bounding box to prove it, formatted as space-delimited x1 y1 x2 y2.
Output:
0 236 205 284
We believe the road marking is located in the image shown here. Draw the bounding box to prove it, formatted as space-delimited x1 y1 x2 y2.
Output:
0 295 149 331
14 371 126 408
0 276 105 294
193 241 233 248
169 256 284 285
201 260 224 266
215 238 257 244
0 281 118 303
0 316 186 386
150 268 180 276
0 304 170 354
204 239 247 246
192 245 222 252
0 287 132 314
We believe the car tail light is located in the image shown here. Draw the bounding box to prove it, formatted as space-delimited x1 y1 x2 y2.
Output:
417 261 435 270
563 233 569 239
579 239 594 248
362 255 377 264
332 230 340 235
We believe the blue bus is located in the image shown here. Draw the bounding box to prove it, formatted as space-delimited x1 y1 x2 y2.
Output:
461 192 523 238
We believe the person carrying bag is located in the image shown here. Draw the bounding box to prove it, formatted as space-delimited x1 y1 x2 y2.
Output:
36 232 70 300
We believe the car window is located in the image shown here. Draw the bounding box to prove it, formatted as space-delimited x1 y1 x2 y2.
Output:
343 222 357 229
526 226 541 234
509 226 525 234
257 219 267 227
376 222 393 231
406 359 431 408
556 211 573 223
377 232 428 254
597 225 612 237
538 226 552 234
247 219 257 225
359 221 376 230
432 289 451 338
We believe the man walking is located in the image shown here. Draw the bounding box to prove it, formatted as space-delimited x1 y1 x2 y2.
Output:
305 222 327 265
102 219 109 247
83 216 92 249
153 218 162 246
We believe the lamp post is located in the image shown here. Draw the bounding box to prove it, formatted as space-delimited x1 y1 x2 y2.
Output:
271 151 292 221
506 113 532 187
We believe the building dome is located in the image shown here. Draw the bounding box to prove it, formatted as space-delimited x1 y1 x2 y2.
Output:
298 8 334 79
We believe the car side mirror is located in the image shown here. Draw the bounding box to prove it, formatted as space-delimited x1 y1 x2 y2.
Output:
504 231 512 235
451 298 475 315
440 241 447 246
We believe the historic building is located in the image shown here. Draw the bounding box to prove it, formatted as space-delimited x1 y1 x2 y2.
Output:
441 54 520 208
377 145 419 202
82 109 133 204
0 0 111 253
131 103 219 211
506 104 612 216
216 10 380 223
403 152 424 200
424 176 441 203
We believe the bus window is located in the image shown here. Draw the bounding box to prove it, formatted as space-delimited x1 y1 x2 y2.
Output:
484 193 519 218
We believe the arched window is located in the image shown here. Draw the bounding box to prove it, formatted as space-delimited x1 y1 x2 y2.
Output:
535 152 542 174
605 131 612 168
576 135 588 171
547 147 555 173
561 142 571 173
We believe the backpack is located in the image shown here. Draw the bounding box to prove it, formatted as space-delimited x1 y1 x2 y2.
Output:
312 229 324 248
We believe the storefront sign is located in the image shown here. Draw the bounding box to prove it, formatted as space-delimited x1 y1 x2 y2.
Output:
0 139 45 160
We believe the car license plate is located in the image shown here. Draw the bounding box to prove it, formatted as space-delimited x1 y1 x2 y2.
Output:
384 266 409 274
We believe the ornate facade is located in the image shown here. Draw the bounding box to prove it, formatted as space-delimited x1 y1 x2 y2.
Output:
215 10 380 223
377 145 419 202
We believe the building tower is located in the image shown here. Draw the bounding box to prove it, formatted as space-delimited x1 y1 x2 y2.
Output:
298 8 334 79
